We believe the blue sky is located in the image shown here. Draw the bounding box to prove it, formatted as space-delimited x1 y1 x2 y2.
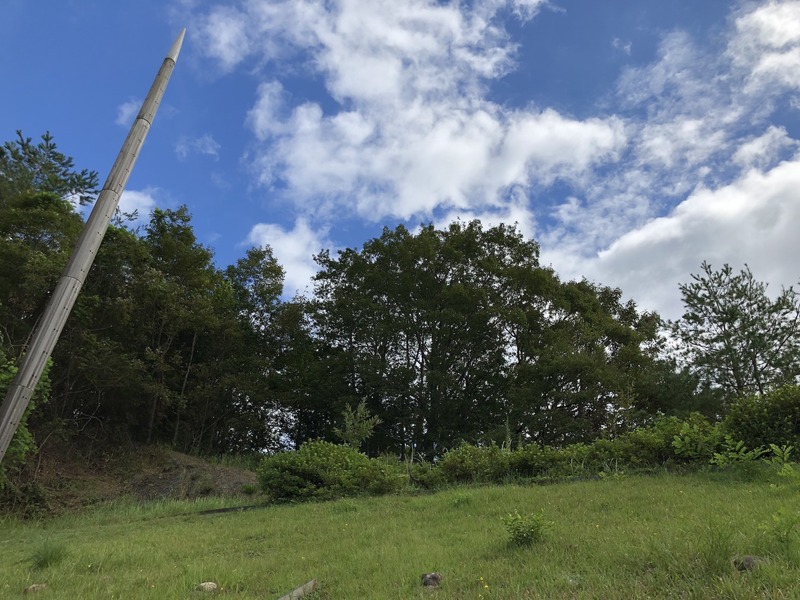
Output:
3 0 800 319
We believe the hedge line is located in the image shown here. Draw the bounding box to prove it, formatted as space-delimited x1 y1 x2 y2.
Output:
258 385 800 501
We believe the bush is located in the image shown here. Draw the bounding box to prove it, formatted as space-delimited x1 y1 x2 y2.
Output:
257 440 405 501
439 443 511 484
407 458 446 489
502 510 548 546
672 413 719 463
553 442 593 476
507 444 559 478
618 416 685 466
760 507 800 563
710 435 767 467
724 385 800 450
0 479 49 518
362 454 408 495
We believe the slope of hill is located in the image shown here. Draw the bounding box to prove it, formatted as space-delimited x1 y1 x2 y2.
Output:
2 440 258 515
2 473 798 599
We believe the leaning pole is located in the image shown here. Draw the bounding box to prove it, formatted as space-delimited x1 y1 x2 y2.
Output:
0 29 186 462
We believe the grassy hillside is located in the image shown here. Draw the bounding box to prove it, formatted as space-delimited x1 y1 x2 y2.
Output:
1 472 798 599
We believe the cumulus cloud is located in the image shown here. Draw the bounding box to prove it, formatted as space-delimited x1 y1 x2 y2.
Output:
546 0 800 312
591 159 800 319
175 134 221 161
195 0 624 226
190 0 800 317
194 6 252 72
733 126 798 170
246 218 333 297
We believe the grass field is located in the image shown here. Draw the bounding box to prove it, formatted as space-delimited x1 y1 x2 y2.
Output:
1 471 799 599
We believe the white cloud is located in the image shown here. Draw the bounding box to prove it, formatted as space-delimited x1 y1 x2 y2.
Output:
199 0 625 227
733 126 798 170
731 0 800 92
246 218 332 297
192 0 800 316
536 1 800 319
115 98 141 127
246 81 289 140
175 134 221 160
194 6 252 72
637 118 727 170
588 159 800 319
118 188 158 225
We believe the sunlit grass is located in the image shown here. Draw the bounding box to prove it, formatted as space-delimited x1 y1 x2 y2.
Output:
1 472 798 598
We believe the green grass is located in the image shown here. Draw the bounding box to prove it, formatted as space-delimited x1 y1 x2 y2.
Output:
1 472 799 599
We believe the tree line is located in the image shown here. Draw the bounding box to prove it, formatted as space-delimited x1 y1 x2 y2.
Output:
2 132 798 466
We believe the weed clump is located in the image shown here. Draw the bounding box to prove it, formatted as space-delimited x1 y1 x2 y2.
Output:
29 540 67 570
502 510 548 546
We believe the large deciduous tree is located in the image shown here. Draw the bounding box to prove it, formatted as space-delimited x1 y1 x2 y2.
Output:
307 221 663 456
670 261 800 402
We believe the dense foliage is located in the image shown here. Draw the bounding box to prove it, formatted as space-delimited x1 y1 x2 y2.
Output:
724 385 800 450
0 133 288 460
257 440 405 500
256 400 799 501
2 131 799 489
309 222 669 455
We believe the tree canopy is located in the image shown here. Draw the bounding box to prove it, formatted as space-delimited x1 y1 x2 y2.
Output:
305 221 665 455
5 131 788 467
670 261 800 403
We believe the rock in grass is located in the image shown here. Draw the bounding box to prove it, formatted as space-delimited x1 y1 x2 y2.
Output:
733 555 767 572
277 579 318 600
197 581 219 592
421 573 443 587
24 584 48 594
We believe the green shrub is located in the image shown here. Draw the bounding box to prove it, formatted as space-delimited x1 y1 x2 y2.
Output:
672 413 719 463
502 510 548 546
240 483 258 496
555 443 593 476
760 507 800 563
507 444 559 478
725 386 800 450
439 443 511 484
362 455 408 495
0 479 49 518
710 435 767 467
768 444 796 479
257 440 405 501
430 412 773 490
618 416 685 466
408 458 446 489
586 438 625 471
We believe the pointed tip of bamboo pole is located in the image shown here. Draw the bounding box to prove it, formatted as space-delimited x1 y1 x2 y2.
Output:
167 28 186 63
